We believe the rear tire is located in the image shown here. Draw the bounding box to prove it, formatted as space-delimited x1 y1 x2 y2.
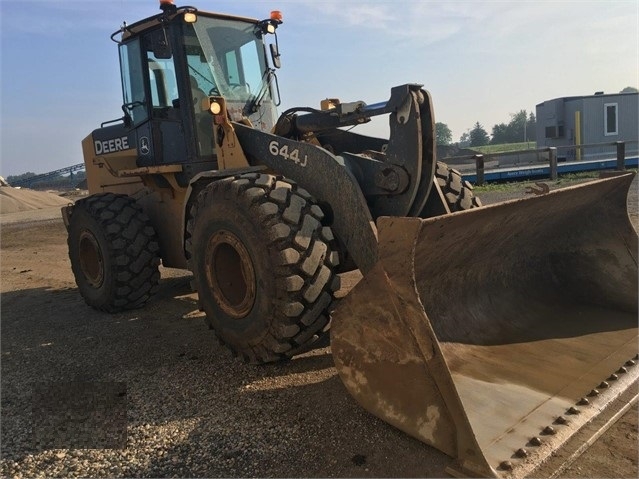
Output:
186 173 340 363
435 161 482 211
68 193 161 312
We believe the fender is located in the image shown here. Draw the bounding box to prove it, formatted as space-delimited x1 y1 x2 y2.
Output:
233 123 379 273
182 166 267 255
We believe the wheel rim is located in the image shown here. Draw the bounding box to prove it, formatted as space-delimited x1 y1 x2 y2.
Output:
78 230 104 288
205 230 256 319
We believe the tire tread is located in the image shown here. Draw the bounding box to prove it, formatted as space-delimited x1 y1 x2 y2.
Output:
186 173 340 363
68 193 160 313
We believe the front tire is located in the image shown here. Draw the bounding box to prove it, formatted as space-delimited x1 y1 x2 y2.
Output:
68 193 161 312
186 173 340 363
435 161 482 211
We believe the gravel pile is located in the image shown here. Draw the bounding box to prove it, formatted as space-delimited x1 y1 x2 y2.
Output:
0 187 72 214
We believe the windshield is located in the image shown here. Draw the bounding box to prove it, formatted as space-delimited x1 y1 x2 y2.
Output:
185 17 273 117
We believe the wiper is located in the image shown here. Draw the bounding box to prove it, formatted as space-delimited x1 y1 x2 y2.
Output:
244 69 275 115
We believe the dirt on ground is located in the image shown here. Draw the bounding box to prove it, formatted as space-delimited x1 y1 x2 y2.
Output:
1 177 637 478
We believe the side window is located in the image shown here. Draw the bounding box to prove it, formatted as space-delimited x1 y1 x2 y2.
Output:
141 29 179 116
183 24 217 95
119 39 148 126
239 42 262 94
184 31 216 157
147 52 178 109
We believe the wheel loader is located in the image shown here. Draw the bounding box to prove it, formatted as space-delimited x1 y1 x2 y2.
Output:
63 2 638 477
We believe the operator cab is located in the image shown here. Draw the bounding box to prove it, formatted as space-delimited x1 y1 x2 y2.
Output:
107 2 282 179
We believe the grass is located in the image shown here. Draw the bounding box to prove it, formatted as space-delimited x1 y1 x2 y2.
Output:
472 169 636 193
473 142 537 154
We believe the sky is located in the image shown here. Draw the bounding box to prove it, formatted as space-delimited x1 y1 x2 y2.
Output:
1 0 637 177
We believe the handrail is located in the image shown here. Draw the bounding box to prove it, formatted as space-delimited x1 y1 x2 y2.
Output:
440 140 638 185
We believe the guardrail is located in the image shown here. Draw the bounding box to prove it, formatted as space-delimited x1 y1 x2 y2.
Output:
441 140 638 185
8 140 639 189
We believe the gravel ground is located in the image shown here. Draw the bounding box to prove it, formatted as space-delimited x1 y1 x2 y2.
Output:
1 215 449 478
1 174 637 478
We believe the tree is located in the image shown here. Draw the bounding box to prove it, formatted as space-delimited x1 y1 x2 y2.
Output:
526 112 536 143
490 123 509 144
620 86 638 93
508 110 528 143
470 122 489 147
435 122 452 145
458 130 471 147
489 109 537 144
6 170 86 189
6 172 37 184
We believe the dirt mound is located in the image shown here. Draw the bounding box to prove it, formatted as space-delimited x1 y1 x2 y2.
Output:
0 187 72 214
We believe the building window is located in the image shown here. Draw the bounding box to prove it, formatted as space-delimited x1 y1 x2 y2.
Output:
545 126 556 138
604 103 618 136
544 125 564 139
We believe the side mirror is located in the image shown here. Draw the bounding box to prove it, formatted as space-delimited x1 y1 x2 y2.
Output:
153 41 172 59
270 43 281 69
152 28 172 59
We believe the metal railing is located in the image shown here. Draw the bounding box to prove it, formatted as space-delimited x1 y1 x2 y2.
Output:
8 141 638 189
441 140 638 185
9 163 86 188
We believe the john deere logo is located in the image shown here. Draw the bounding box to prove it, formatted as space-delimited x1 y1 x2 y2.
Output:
94 136 129 155
139 137 150 155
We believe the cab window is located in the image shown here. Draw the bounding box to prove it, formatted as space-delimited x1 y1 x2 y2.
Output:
119 38 148 126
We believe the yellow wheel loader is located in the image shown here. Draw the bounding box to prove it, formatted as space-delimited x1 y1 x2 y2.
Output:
63 2 638 477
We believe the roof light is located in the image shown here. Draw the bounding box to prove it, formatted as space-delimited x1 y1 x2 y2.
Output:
184 12 197 23
258 11 282 35
159 0 177 13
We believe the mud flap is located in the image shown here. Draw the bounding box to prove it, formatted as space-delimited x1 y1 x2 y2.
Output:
331 173 638 478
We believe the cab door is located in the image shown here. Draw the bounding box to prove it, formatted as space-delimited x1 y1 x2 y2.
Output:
120 29 190 167
142 28 189 166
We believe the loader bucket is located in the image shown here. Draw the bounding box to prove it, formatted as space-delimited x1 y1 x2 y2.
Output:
331 173 638 478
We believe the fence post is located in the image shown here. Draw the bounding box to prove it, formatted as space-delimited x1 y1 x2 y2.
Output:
549 147 558 180
474 154 485 186
616 141 626 171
